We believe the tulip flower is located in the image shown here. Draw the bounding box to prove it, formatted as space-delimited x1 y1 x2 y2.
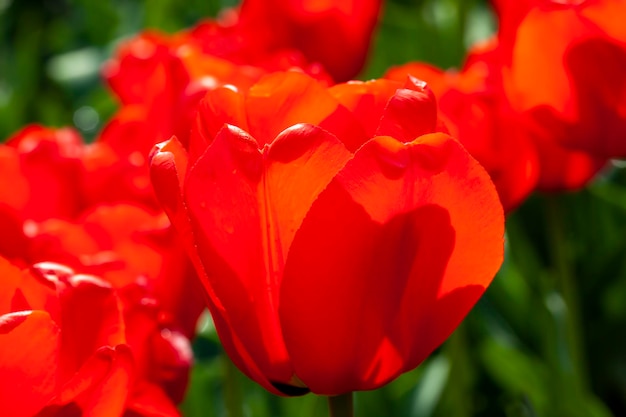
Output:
0 259 132 416
183 0 382 82
0 259 192 417
150 71 504 397
234 0 383 81
2 125 85 221
496 0 626 160
23 202 204 339
0 125 202 413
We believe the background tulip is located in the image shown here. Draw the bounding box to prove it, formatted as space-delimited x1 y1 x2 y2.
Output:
0 125 202 415
0 260 131 416
488 1 624 191
0 258 192 417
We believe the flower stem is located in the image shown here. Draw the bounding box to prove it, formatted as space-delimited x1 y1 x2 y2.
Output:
328 393 354 417
223 355 244 417
545 196 588 387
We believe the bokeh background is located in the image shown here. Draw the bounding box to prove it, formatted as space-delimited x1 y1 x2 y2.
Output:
3 1 626 416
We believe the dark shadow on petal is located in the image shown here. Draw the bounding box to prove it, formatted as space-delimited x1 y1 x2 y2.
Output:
270 381 311 396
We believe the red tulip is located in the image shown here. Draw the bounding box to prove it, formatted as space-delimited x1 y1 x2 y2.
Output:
150 71 504 395
0 259 192 416
235 0 383 81
497 0 626 159
118 281 194 408
2 125 85 221
23 202 204 339
0 125 201 414
183 0 380 82
0 260 133 417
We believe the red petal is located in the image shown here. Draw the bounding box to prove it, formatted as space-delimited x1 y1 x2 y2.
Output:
6 126 84 221
150 138 190 233
53 345 134 417
185 124 291 388
150 138 265 393
328 79 401 138
530 118 608 191
280 134 504 394
0 310 60 417
126 382 180 417
0 146 29 212
191 87 249 163
44 269 126 381
0 257 22 313
239 0 382 81
581 0 626 39
376 76 439 142
184 123 351 392
265 124 353 264
563 37 626 158
245 72 364 150
503 6 596 116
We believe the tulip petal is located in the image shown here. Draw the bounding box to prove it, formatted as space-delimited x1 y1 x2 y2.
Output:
245 72 366 150
329 76 439 143
191 87 249 163
328 79 401 138
0 257 22 313
185 123 351 392
265 124 353 263
0 146 29 211
126 382 181 417
36 267 127 382
150 137 274 393
503 6 594 116
53 345 134 417
0 310 60 417
6 126 84 221
564 38 626 158
527 111 608 191
150 137 190 237
79 346 133 417
376 76 439 142
280 133 504 394
581 0 626 40
185 124 291 387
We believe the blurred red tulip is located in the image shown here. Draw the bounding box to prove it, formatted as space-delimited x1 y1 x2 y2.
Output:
0 260 132 417
0 125 203 414
2 125 85 221
150 71 504 395
23 202 204 339
234 0 383 81
496 0 626 160
0 258 191 417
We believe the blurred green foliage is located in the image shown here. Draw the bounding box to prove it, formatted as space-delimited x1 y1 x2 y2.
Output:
2 0 626 416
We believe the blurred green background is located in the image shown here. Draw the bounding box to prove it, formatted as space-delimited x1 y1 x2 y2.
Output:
3 1 626 416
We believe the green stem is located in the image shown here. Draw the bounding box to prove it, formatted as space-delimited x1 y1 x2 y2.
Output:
443 325 472 417
328 393 354 417
545 196 588 388
223 356 244 417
